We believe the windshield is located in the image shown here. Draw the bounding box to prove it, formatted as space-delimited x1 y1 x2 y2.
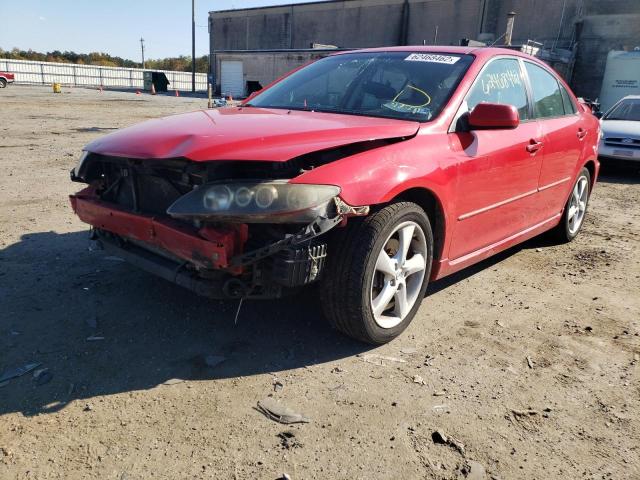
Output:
248 52 474 122
604 98 640 121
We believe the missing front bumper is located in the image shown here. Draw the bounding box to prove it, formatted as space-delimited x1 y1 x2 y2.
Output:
70 190 245 271
70 191 348 299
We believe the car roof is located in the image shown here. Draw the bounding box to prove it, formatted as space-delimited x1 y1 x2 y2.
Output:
330 45 538 61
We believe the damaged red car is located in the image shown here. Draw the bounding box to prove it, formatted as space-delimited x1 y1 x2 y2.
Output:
70 47 600 344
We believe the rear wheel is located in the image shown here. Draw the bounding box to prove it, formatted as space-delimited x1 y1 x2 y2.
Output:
0 79 7 88
320 202 433 344
553 167 591 242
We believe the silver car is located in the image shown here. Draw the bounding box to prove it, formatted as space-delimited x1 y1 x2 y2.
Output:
599 95 640 162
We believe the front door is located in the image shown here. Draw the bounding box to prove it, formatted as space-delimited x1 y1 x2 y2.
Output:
449 57 544 260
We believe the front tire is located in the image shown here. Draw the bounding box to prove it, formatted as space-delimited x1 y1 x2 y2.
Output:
320 202 433 344
553 167 591 242
0 79 7 88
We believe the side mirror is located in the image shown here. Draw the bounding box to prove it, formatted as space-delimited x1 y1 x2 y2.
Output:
468 103 520 130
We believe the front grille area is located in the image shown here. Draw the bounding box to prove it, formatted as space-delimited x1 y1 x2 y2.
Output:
78 154 304 217
604 137 640 149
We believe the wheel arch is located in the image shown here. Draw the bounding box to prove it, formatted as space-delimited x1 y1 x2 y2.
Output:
387 187 446 263
583 159 597 189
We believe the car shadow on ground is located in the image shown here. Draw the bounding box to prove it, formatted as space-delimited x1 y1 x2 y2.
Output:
597 159 640 184
0 172 626 418
0 230 370 417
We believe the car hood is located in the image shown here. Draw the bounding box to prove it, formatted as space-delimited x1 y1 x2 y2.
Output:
85 107 420 162
601 120 640 138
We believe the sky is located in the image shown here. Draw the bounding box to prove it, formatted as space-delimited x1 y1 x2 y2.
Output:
0 0 315 61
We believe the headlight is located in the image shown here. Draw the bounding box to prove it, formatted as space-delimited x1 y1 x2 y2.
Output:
167 181 341 223
73 151 89 178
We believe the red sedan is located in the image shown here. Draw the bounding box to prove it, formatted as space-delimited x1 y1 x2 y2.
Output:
70 47 600 344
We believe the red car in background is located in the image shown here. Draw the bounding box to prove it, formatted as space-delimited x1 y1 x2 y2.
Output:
70 47 600 344
0 72 15 88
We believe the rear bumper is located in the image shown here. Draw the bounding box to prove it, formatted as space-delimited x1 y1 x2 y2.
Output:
69 187 247 272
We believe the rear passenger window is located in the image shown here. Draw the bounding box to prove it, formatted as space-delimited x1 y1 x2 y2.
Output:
466 58 530 120
524 62 565 118
559 84 577 115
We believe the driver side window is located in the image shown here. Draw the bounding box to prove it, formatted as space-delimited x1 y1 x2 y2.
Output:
466 58 530 121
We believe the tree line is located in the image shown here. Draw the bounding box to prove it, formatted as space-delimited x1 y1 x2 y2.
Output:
0 48 209 72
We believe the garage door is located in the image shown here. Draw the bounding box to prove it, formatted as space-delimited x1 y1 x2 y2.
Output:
220 61 244 98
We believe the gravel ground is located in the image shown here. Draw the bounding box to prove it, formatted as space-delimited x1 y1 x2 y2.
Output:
1 86 639 480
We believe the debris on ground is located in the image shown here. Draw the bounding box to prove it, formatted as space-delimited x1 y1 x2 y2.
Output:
1 446 14 461
359 353 407 366
280 474 292 480
432 404 449 413
162 378 185 386
511 408 539 417
412 375 425 385
433 390 446 396
331 366 345 373
33 368 53 386
83 404 93 412
432 430 466 456
273 379 284 392
0 362 42 383
400 347 418 355
526 356 535 369
257 397 311 424
278 431 303 450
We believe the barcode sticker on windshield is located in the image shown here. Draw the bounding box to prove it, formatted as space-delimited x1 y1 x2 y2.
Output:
405 54 460 64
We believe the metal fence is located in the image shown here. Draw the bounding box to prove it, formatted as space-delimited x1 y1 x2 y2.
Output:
0 58 208 91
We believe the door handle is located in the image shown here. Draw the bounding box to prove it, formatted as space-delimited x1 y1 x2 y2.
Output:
526 139 543 153
577 128 587 140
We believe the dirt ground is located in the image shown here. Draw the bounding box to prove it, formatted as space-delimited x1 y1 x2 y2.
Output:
0 86 639 480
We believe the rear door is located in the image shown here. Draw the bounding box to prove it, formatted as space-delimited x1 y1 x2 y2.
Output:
449 57 545 260
523 61 585 218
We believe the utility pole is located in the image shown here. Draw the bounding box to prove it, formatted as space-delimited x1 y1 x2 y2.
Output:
140 38 145 69
192 0 196 93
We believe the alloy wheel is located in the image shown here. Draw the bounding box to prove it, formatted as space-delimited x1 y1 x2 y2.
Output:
567 176 588 235
371 221 427 329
